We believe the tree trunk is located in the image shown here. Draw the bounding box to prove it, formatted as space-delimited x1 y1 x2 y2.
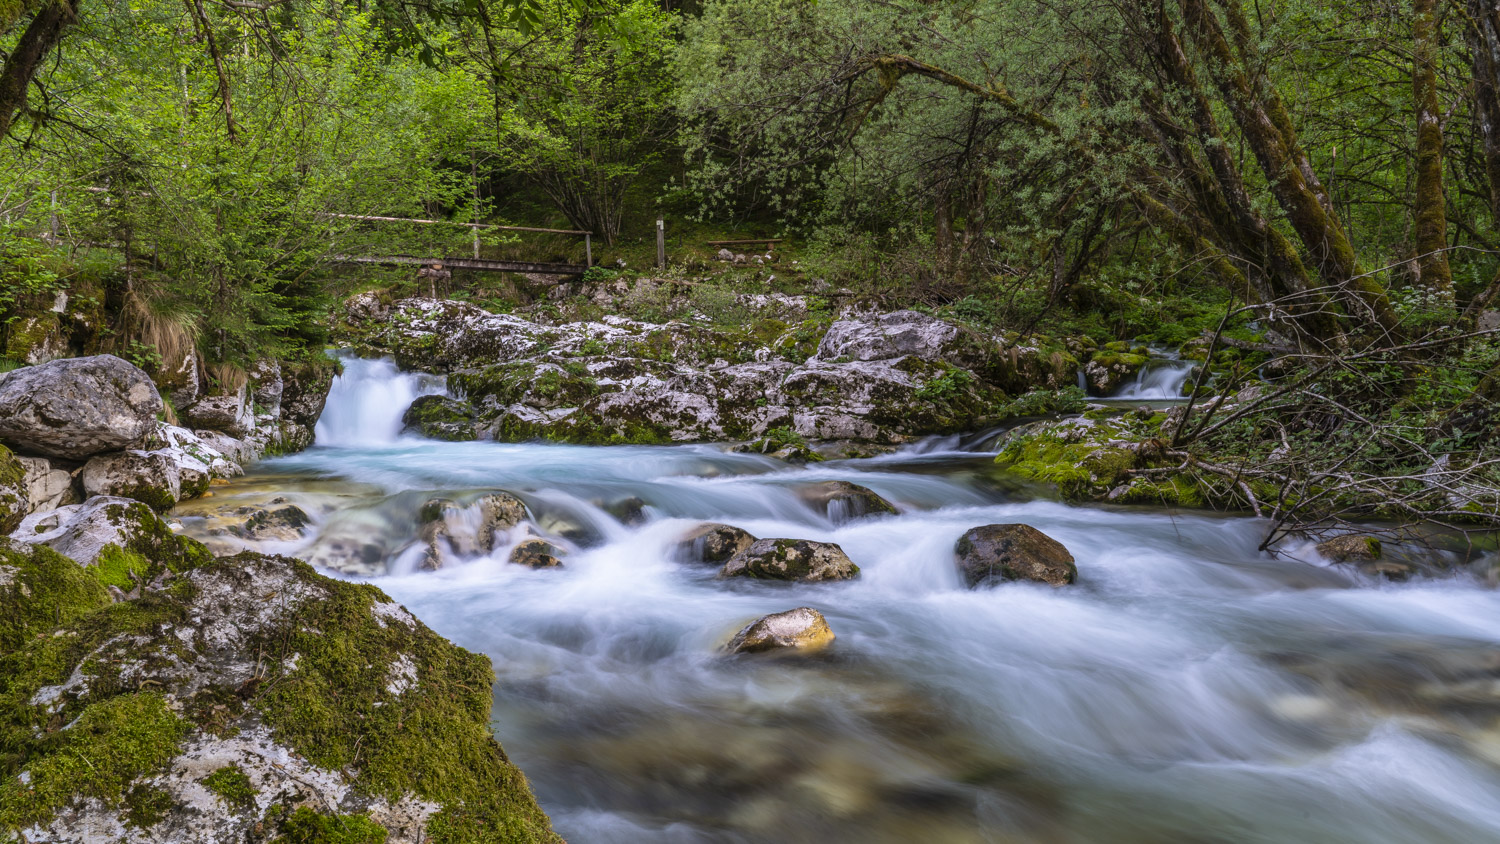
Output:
0 0 76 140
1468 0 1500 218
1413 0 1453 297
1180 0 1400 335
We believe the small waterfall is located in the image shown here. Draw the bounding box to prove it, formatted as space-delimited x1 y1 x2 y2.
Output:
314 354 446 447
1114 350 1199 400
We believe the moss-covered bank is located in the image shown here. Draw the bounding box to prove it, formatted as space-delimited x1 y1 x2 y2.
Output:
0 530 559 843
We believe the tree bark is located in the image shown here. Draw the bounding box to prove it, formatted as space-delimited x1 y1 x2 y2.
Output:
1469 0 1500 218
0 0 76 140
1413 0 1453 296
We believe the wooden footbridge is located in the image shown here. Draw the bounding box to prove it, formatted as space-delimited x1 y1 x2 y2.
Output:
325 213 592 276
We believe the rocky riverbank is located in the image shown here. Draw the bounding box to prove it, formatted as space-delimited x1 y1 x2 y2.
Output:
0 352 567 842
335 292 1086 450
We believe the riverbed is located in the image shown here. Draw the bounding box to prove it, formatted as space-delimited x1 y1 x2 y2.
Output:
175 358 1500 843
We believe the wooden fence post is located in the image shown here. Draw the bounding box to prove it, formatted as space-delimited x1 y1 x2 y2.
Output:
585 233 592 268
656 219 666 269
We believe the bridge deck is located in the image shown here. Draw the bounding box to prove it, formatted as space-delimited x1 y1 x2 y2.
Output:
334 254 587 275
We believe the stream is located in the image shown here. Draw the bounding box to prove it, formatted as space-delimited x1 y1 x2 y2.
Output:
176 357 1500 843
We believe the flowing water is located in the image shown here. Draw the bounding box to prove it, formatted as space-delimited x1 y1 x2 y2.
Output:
1112 349 1199 401
178 357 1500 843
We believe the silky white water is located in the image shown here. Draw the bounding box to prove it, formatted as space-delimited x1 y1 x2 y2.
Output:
1113 348 1199 400
183 357 1500 843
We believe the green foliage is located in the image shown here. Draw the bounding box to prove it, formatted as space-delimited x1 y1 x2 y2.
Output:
914 367 974 401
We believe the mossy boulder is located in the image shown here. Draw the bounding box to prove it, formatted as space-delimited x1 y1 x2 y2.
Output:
0 542 560 843
1084 350 1148 395
955 524 1078 587
81 450 181 512
720 539 860 582
994 417 1141 500
12 495 208 572
402 395 479 442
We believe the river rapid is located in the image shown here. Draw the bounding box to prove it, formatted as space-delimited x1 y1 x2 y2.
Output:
176 357 1500 843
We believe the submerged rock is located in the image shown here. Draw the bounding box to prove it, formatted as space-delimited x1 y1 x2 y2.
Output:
676 523 756 564
0 540 561 843
1317 534 1382 563
509 538 564 569
795 480 897 523
230 503 312 542
725 607 836 655
955 524 1077 587
720 539 860 582
0 354 163 460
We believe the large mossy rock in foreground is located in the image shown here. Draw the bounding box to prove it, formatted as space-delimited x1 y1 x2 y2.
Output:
0 355 163 460
955 524 1077 587
0 540 560 843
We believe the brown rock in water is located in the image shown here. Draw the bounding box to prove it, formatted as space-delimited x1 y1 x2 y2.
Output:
1317 534 1382 563
720 538 860 582
955 524 1076 588
675 523 756 564
795 480 897 524
726 607 835 655
509 538 564 569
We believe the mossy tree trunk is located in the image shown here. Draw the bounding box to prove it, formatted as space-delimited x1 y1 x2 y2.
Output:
1413 0 1453 298
1177 0 1401 337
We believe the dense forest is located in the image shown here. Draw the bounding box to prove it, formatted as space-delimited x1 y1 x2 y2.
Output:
5 0 1500 534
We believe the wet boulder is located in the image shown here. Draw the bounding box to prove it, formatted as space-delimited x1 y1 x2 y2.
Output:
955 524 1077 587
1084 347 1148 394
81 450 182 512
720 539 860 582
1317 534 1382 563
796 480 897 523
675 523 756 564
403 395 479 442
0 354 163 460
418 493 528 565
509 538 564 569
725 607 835 655
601 495 648 526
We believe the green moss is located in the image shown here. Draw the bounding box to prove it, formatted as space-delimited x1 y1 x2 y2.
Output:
0 543 112 656
203 764 257 807
0 692 187 829
995 427 1138 500
276 806 389 843
124 783 174 829
253 559 558 843
93 544 151 591
117 483 178 513
0 444 25 535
